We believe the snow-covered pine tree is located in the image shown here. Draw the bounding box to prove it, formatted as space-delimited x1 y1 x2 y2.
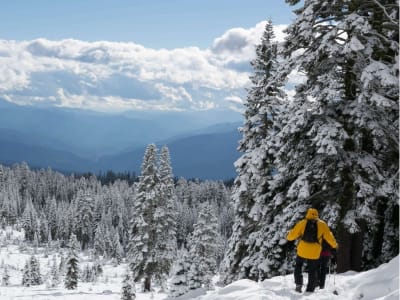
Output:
111 230 124 264
81 264 92 282
74 191 95 250
121 269 136 300
22 260 32 287
50 256 60 287
59 253 66 274
187 203 220 289
222 20 286 283
153 145 177 286
65 233 79 289
47 197 58 241
2 266 9 286
29 255 42 285
21 255 42 286
168 247 189 297
276 0 399 273
21 196 39 241
338 0 399 269
128 144 159 292
94 221 107 257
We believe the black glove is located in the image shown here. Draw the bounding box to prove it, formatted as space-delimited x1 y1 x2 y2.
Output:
331 248 337 265
286 240 295 249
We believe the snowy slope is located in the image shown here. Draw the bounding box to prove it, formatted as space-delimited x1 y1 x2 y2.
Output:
197 255 399 300
0 228 397 300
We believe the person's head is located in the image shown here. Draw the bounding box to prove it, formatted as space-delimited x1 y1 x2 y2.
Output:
305 208 319 220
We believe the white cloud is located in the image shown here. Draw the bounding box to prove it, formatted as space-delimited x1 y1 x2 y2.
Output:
211 21 287 65
225 95 244 104
0 22 288 112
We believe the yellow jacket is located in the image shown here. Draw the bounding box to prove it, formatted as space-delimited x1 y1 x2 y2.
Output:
287 208 338 260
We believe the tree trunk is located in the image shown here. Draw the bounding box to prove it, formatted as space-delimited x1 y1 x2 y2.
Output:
143 276 151 292
336 221 365 273
337 224 351 273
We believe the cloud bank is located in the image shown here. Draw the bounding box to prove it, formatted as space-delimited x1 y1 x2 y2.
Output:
0 21 288 112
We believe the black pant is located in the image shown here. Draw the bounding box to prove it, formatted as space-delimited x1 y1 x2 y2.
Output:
317 256 330 288
294 256 318 291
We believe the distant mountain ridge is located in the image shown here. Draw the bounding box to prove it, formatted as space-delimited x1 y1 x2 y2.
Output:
98 129 241 180
0 99 242 179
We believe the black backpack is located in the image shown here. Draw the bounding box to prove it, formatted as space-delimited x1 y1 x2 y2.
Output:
302 219 319 243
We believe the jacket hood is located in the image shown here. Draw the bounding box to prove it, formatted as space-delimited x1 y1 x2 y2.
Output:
305 208 319 220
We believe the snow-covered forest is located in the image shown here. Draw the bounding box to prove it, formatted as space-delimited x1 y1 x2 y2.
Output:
0 147 233 297
0 0 398 299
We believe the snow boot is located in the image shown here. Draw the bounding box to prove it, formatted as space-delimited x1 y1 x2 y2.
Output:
295 285 302 293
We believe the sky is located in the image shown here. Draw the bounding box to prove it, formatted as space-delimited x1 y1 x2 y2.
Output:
0 1 297 113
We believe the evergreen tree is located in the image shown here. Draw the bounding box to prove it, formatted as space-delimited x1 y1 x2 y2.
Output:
74 191 95 250
168 248 189 297
2 267 10 286
47 197 58 240
50 256 60 287
222 20 286 283
153 146 177 285
22 256 42 286
121 270 136 300
277 0 399 273
29 255 42 285
187 203 220 289
65 234 79 290
21 196 39 241
59 253 66 274
22 260 32 287
94 221 106 257
128 144 159 292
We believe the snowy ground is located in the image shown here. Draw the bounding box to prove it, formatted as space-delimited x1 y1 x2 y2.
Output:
0 228 397 300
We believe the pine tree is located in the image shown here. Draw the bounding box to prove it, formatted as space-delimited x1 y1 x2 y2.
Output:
128 144 159 292
222 20 286 283
22 260 32 287
276 0 399 273
59 253 66 274
21 196 39 241
50 256 60 287
29 255 42 285
187 203 220 289
168 248 189 297
47 197 58 240
153 145 177 285
121 270 136 300
94 221 106 257
65 234 79 289
22 256 42 286
2 267 10 286
74 191 95 250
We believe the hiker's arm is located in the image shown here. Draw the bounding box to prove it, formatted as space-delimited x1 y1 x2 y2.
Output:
287 220 305 241
323 226 338 249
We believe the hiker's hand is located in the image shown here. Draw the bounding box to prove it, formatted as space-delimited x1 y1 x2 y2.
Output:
331 249 337 265
286 240 295 248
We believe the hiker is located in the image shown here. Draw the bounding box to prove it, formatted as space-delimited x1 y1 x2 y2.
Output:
317 239 337 289
286 208 337 293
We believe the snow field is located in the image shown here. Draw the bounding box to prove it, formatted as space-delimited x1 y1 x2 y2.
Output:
0 228 397 300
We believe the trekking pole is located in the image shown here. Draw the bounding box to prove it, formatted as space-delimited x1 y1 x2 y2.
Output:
328 261 331 286
332 263 338 295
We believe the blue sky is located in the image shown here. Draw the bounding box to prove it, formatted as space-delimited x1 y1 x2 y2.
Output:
0 0 293 48
0 1 297 113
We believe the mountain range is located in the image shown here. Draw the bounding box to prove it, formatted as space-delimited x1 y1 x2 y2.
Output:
0 99 243 179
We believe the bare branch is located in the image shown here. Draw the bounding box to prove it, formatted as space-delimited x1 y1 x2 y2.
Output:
372 0 399 25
